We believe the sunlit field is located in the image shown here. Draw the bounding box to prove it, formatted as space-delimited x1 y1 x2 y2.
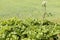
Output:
0 0 60 20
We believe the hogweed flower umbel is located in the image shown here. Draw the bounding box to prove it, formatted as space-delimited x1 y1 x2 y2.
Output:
42 0 47 20
42 0 47 7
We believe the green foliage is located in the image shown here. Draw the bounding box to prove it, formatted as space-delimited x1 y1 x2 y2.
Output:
0 17 60 40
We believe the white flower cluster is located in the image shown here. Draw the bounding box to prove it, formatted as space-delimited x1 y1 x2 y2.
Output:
42 0 47 7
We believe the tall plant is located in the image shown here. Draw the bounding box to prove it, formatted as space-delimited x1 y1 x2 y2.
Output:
42 0 53 20
42 0 47 20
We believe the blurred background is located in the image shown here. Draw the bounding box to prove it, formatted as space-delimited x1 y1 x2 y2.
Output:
0 0 60 21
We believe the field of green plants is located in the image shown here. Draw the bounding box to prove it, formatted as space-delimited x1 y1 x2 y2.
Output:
0 17 60 40
0 0 60 40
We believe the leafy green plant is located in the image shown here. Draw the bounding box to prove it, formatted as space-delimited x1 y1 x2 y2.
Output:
0 17 60 40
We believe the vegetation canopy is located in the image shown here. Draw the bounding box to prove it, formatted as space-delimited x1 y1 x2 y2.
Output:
0 17 60 40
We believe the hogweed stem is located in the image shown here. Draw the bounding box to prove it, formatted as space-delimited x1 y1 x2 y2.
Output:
42 0 47 20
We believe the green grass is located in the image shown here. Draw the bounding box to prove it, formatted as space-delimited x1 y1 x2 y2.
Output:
0 0 60 20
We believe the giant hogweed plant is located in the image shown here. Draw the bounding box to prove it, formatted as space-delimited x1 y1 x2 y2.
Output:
42 0 53 20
